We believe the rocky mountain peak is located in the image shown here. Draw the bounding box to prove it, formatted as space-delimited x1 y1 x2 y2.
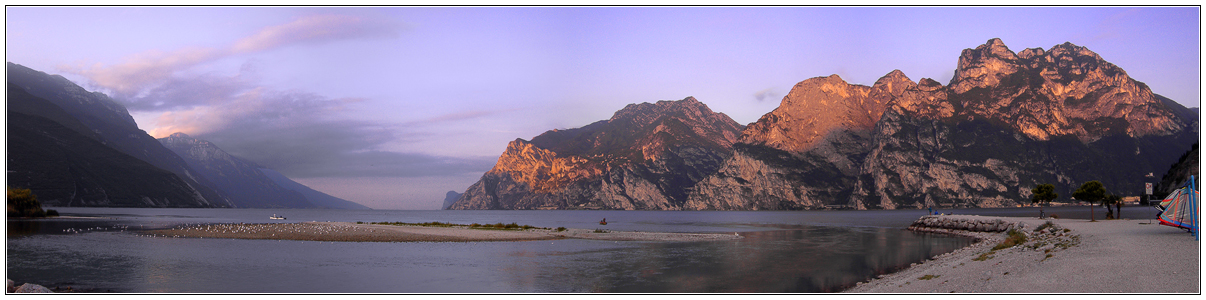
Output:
917 78 944 91
453 97 745 210
950 38 1021 93
873 69 915 97
609 96 710 123
937 39 1184 142
531 97 742 161
739 72 896 152
1049 42 1100 59
1017 47 1045 60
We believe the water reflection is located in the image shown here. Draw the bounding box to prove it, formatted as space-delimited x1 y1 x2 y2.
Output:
505 225 972 293
7 220 43 236
9 209 978 293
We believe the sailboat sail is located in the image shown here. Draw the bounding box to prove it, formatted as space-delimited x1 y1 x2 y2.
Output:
1158 178 1199 232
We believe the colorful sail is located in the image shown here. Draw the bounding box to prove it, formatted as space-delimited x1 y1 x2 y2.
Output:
1158 180 1199 232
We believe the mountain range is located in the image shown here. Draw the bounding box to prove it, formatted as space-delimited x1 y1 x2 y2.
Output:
449 97 744 210
450 38 1199 210
6 62 368 210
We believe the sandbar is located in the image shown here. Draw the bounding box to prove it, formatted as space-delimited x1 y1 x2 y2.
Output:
145 222 742 243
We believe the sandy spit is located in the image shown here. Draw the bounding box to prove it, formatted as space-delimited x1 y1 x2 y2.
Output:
145 222 742 243
844 215 1200 293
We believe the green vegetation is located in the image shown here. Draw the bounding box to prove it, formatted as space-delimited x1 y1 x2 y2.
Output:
991 229 1028 251
1030 183 1058 206
593 229 609 233
1103 194 1121 219
918 275 940 280
1034 221 1055 233
368 221 546 231
973 251 995 261
7 186 47 218
372 221 458 227
1073 181 1107 221
556 227 566 232
468 222 536 230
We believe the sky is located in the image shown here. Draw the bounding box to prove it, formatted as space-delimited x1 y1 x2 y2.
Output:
5 6 1201 209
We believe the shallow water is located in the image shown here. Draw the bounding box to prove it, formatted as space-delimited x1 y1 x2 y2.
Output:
6 207 1110 293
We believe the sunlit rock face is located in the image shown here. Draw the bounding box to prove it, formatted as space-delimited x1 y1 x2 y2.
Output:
456 39 1197 211
450 97 744 210
684 71 909 210
688 38 1196 210
947 38 1186 143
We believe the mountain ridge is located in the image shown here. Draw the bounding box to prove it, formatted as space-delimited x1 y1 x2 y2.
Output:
7 84 213 207
454 38 1198 210
7 62 232 207
450 96 745 210
159 132 370 209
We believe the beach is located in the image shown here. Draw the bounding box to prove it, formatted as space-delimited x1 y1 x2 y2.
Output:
145 222 743 243
844 215 1201 293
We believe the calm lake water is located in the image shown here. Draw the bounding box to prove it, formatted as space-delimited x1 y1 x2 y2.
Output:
5 206 1150 293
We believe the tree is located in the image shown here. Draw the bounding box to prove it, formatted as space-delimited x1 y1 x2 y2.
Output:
1103 194 1121 219
1031 184 1058 206
1073 181 1107 221
7 186 45 218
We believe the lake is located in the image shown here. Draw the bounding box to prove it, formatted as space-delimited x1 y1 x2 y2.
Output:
5 206 1150 293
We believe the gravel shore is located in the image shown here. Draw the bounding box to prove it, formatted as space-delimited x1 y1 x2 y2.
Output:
845 215 1200 293
145 222 742 243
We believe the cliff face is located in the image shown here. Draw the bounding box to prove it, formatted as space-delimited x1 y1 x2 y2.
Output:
454 39 1197 211
450 97 744 210
683 71 905 210
687 38 1196 210
945 39 1185 142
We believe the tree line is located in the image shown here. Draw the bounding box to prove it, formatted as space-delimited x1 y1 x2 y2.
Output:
1030 181 1124 221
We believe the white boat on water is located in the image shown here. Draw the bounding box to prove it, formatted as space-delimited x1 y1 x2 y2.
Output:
270 214 286 220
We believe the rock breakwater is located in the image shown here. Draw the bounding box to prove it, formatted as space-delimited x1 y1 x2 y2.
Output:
908 215 1025 234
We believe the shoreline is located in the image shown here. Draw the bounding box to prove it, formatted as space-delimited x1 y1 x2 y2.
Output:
144 221 743 243
844 215 1200 293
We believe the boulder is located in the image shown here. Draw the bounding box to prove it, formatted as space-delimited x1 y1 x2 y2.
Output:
15 283 52 293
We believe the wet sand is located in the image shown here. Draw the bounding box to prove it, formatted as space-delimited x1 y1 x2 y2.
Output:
145 222 743 243
844 215 1200 293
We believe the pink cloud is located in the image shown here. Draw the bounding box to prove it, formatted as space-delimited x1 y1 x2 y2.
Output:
232 14 400 53
65 47 224 97
64 14 398 99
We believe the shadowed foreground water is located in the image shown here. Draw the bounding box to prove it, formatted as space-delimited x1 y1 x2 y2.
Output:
6 207 1080 293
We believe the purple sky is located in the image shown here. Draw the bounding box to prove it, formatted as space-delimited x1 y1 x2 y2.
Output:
6 7 1200 209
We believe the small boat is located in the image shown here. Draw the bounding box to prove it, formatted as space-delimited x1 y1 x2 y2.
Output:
270 214 286 220
599 218 607 225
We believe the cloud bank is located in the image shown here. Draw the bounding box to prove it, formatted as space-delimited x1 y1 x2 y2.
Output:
63 14 401 101
60 14 493 179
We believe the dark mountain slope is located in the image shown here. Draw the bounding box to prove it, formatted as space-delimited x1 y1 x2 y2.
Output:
7 86 212 207
7 62 231 207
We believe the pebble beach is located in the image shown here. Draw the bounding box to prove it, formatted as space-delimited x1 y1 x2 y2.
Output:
844 215 1201 293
